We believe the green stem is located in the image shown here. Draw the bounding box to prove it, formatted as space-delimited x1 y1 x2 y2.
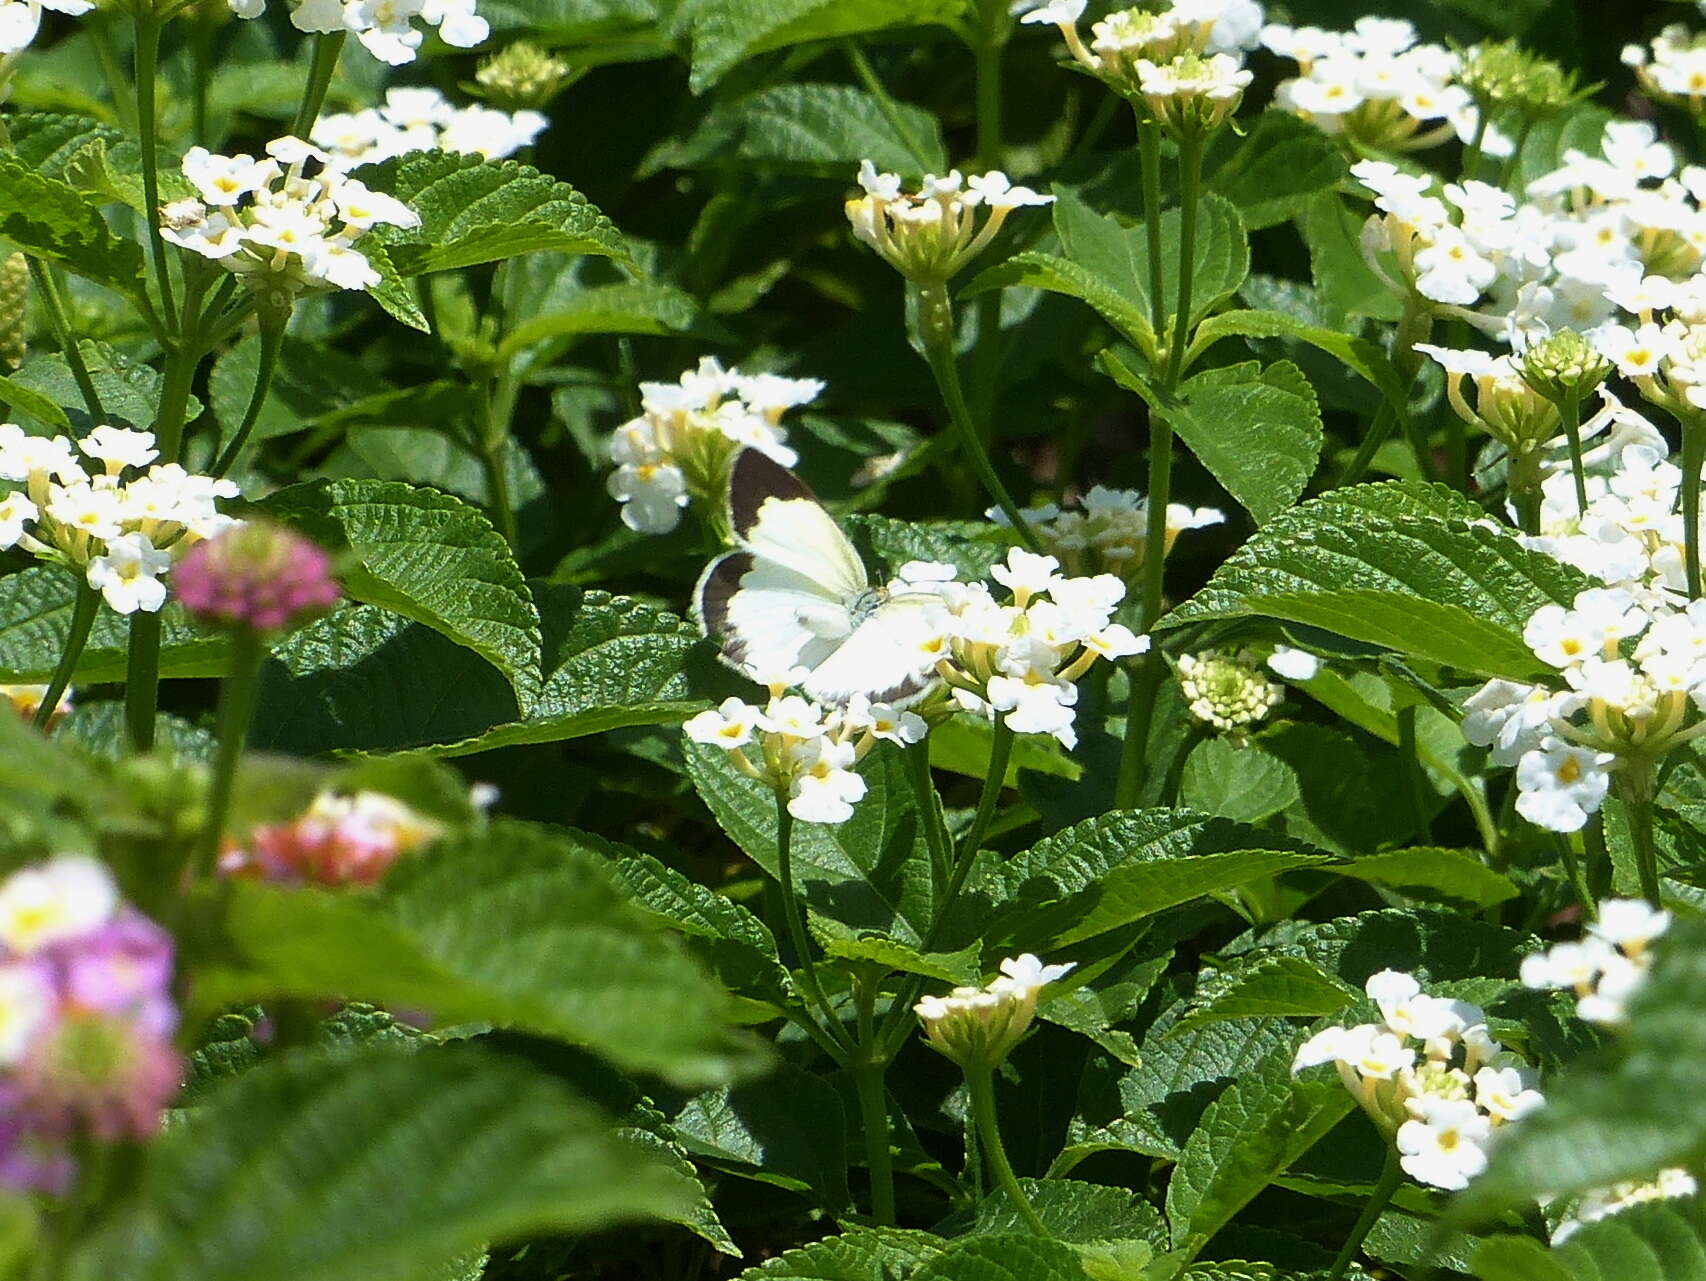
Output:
1510 448 1544 536
1621 769 1663 909
1398 704 1432 844
776 795 855 1057
212 323 283 478
944 718 1013 910
912 281 1041 550
965 1064 1048 1237
1164 130 1205 387
1337 401 1396 489
195 630 264 879
1338 302 1430 488
1113 409 1174 810
1326 1145 1403 1281
853 978 897 1226
1557 831 1596 922
1137 114 1166 342
1461 105 1491 183
125 611 162 753
26 259 105 422
971 31 1005 173
476 375 523 550
1683 418 1705 598
1555 392 1589 516
290 32 346 139
32 581 100 731
152 335 201 465
133 13 178 333
87 19 137 132
841 41 932 169
905 737 954 888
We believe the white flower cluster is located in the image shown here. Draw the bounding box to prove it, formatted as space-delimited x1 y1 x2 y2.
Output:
1520 899 1669 1026
1020 0 1260 136
160 137 419 309
915 953 1074 1068
685 690 924 824
227 0 487 66
1462 581 1706 832
908 550 1148 749
1353 162 1513 310
845 161 1052 284
1293 970 1544 1192
0 0 89 56
0 424 239 615
1177 649 1283 735
1263 18 1487 155
608 358 823 535
313 87 547 170
990 486 1224 586
1553 1169 1700 1242
1623 25 1706 109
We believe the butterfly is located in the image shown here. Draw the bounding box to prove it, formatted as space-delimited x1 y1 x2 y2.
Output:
696 449 948 704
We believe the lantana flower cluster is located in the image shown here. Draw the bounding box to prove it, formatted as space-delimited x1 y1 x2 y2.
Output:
1553 1169 1700 1242
608 358 823 535
914 954 1074 1070
220 788 444 886
844 161 1052 285
161 137 420 311
990 486 1224 587
0 856 180 1194
1623 25 1706 113
685 689 924 824
905 550 1147 750
1519 898 1670 1026
0 423 240 615
227 0 487 66
1292 970 1544 1191
1177 649 1284 738
1462 583 1706 832
313 86 547 170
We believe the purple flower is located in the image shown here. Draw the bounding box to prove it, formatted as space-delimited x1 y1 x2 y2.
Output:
174 521 342 634
54 911 178 1041
0 1083 73 1196
17 1012 182 1142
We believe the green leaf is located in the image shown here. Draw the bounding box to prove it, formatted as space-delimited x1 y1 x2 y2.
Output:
973 809 1331 949
1163 481 1590 679
196 821 756 1088
1207 111 1348 230
1177 738 1300 826
1164 1059 1356 1263
671 1063 850 1210
1476 1205 1706 1281
0 153 144 301
1472 1237 1574 1281
613 850 789 1002
912 1235 1092 1281
372 152 631 275
646 83 946 179
931 714 1081 785
259 479 543 712
1187 308 1407 415
498 281 708 359
950 1180 1165 1246
1170 956 1357 1034
423 585 728 757
732 1227 944 1281
1299 191 1402 324
1516 105 1616 192
850 514 1015 583
676 0 966 93
11 342 203 434
68 1045 694 1281
0 565 226 684
1340 847 1518 909
686 740 936 945
1231 908 1534 989
208 334 391 448
0 370 74 430
1101 352 1322 524
1457 917 1706 1218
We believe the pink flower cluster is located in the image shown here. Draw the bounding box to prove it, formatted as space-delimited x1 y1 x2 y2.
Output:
219 789 442 887
0 857 181 1194
174 521 341 634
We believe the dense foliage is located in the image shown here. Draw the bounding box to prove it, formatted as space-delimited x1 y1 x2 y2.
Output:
1 0 1705 1278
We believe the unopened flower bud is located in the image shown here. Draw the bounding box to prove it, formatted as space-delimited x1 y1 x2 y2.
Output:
1519 330 1613 405
174 521 341 635
1177 649 1283 736
914 955 1073 1070
475 40 573 110
1459 39 1578 122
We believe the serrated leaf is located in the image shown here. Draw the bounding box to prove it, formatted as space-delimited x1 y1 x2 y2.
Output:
1457 918 1706 1218
259 479 543 712
1475 1205 1706 1281
613 850 789 1002
911 1234 1092 1281
498 281 708 359
671 1063 850 1210
678 0 966 93
949 1180 1166 1247
423 585 728 757
1103 352 1321 523
1231 908 1534 988
196 821 756 1087
849 514 1015 582
733 1227 944 1280
1164 1059 1356 1263
1340 847 1518 909
0 371 74 430
1472 1236 1574 1281
1177 738 1300 825
648 82 946 179
11 342 204 434
1188 308 1407 415
1163 481 1590 679
1300 191 1403 324
372 152 630 274
818 933 979 984
686 740 936 945
68 1045 693 1281
1207 111 1347 230
971 809 1332 949
1171 956 1357 1034
0 153 144 300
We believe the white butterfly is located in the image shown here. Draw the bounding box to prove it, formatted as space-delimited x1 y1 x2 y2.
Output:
696 449 948 704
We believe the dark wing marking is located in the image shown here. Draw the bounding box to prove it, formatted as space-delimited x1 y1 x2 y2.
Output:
694 550 756 667
726 448 822 543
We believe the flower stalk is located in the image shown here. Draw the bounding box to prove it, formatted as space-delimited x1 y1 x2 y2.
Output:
1325 1145 1403 1281
33 581 100 733
195 630 265 879
965 1064 1049 1236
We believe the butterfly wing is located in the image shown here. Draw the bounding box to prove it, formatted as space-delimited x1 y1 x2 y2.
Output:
726 449 866 599
800 591 948 705
697 550 856 679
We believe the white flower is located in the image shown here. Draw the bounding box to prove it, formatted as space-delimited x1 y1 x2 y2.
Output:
79 425 159 475
841 695 927 746
1590 899 1670 953
0 0 93 54
0 854 118 955
1474 1065 1545 1124
1348 1028 1416 1080
1515 738 1615 832
1397 1096 1491 1190
684 698 769 749
990 548 1065 601
1016 0 1085 24
1292 1025 1352 1073
787 738 867 824
1267 645 1320 681
86 532 173 615
987 674 1079 747
966 171 1054 210
607 461 689 534
989 953 1075 999
0 492 37 550
0 965 53 1067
